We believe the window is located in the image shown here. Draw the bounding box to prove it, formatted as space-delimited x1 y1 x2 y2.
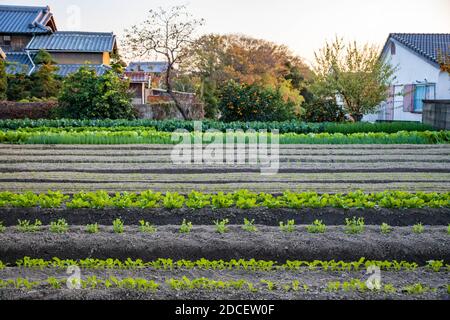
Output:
390 42 396 55
413 84 435 112
3 35 11 46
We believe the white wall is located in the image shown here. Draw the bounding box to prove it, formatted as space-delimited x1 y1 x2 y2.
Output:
363 38 450 122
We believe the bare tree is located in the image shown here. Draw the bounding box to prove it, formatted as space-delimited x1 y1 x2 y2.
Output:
124 6 204 119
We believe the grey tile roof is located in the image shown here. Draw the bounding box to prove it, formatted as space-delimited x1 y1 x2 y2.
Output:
52 64 112 77
0 5 54 34
126 61 168 73
26 31 116 53
389 33 450 65
5 52 35 74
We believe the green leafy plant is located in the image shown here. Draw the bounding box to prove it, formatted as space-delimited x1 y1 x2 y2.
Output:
49 219 69 233
86 223 99 234
380 222 392 234
403 283 429 295
112 219 124 234
447 224 450 235
139 220 157 233
383 283 396 294
306 220 326 233
242 218 257 232
214 219 229 234
426 260 444 272
163 192 185 209
279 220 295 233
17 219 42 233
0 221 5 233
412 223 424 234
179 219 193 234
345 217 365 234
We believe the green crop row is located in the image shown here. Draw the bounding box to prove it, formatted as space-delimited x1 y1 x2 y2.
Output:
0 190 448 209
0 129 448 144
4 257 447 272
0 119 436 134
0 276 446 296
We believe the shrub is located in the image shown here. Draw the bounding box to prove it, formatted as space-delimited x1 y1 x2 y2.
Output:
218 80 297 122
29 50 61 99
58 67 135 119
0 59 6 101
302 98 345 122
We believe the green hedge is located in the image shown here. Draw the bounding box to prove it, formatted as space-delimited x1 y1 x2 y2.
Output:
0 118 435 134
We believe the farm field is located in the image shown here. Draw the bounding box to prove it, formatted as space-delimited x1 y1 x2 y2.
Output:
0 140 449 300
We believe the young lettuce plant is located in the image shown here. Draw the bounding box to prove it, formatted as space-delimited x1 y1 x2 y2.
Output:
279 220 295 233
49 219 69 233
447 224 450 235
0 221 5 233
214 219 229 234
345 217 365 234
380 223 393 234
112 219 124 234
17 219 42 233
412 223 424 234
179 219 193 234
86 223 99 234
139 220 157 233
242 218 257 232
306 220 326 233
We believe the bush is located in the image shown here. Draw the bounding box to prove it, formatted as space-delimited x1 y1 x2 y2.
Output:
6 73 32 101
218 80 297 122
0 59 6 101
303 98 346 122
58 67 135 119
0 101 59 119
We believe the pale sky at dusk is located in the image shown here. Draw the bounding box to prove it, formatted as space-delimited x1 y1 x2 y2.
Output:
2 0 449 64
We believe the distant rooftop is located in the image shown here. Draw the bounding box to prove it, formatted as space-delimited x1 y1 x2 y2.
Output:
0 4 56 34
26 31 117 53
388 33 450 65
126 61 168 73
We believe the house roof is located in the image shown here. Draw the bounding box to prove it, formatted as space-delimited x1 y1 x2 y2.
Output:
52 64 111 77
126 61 168 73
387 33 450 66
26 31 117 53
124 71 151 83
5 52 35 74
0 5 56 34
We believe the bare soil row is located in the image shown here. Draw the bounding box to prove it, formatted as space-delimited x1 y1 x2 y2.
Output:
1 207 449 227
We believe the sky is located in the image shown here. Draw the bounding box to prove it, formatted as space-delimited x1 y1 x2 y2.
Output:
2 0 449 64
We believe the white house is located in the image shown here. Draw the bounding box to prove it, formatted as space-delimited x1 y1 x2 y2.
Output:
364 33 450 122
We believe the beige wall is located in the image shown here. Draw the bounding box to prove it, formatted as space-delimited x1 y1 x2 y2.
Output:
50 52 104 64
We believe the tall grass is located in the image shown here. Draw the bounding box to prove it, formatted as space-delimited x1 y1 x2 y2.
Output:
0 129 447 144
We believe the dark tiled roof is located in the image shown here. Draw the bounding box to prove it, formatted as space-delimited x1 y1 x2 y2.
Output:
5 52 35 74
389 33 450 65
0 5 54 34
52 64 111 77
126 61 168 73
26 31 116 53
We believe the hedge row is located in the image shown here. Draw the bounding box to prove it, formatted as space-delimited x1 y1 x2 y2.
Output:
0 118 435 134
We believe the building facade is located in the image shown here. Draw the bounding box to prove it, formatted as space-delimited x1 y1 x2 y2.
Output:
363 33 450 122
0 5 116 77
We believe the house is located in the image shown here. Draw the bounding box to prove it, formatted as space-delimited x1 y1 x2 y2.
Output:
125 62 168 104
0 4 116 76
364 33 450 122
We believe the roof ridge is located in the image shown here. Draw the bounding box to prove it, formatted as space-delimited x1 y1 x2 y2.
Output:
0 4 49 11
51 31 114 36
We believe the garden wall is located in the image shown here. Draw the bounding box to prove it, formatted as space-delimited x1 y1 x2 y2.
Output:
422 100 450 130
135 102 205 120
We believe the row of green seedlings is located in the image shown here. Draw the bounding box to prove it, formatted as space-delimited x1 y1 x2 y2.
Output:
1 190 449 209
3 257 447 273
0 276 448 296
1 217 448 236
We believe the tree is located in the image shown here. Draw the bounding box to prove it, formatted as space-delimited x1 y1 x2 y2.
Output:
312 37 396 121
184 34 312 118
58 67 135 119
6 73 32 101
218 80 296 122
30 50 60 98
0 59 6 101
124 5 204 119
